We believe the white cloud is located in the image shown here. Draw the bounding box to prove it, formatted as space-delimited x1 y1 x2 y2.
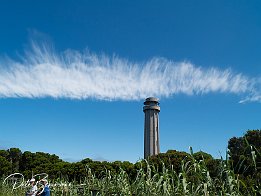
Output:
0 43 259 102
238 79 261 103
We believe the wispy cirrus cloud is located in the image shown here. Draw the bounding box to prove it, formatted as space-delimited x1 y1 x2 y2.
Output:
0 42 259 102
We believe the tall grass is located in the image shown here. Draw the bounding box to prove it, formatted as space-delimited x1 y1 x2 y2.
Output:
1 150 260 195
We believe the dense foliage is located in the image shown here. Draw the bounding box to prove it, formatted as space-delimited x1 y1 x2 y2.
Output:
0 129 260 195
228 129 261 175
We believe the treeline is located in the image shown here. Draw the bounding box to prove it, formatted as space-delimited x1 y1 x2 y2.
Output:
0 130 260 184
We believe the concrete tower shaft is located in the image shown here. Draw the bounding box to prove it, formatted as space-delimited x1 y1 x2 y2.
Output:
143 97 160 159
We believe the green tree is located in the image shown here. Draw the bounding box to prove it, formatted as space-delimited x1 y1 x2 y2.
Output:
193 151 221 177
7 148 22 172
0 156 12 176
228 130 261 176
193 151 213 161
0 150 9 158
147 150 191 174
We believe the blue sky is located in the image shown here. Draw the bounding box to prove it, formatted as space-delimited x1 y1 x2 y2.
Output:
0 0 260 162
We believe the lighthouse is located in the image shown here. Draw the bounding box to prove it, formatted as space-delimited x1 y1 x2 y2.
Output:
143 97 160 159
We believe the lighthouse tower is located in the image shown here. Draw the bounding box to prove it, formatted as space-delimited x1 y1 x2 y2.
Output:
143 97 160 159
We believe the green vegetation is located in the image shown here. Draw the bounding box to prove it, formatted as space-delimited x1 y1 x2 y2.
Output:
0 130 260 195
